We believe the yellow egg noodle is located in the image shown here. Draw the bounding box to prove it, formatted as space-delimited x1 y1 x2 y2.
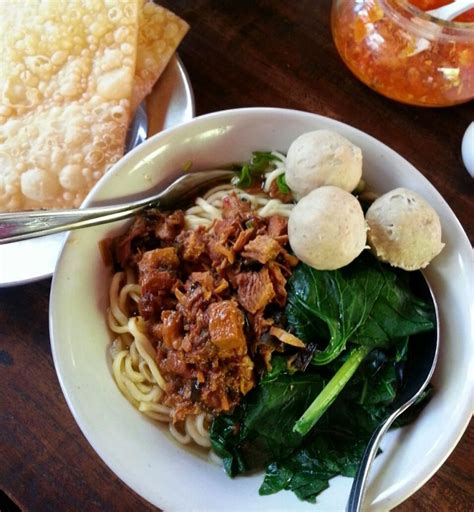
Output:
0 1 188 212
107 172 293 449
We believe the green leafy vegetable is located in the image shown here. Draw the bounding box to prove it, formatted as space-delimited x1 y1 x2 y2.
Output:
210 356 325 476
210 343 433 503
210 254 435 503
232 151 282 188
260 432 367 502
293 345 371 435
286 252 434 365
276 173 290 194
260 347 433 501
234 163 252 188
288 253 434 435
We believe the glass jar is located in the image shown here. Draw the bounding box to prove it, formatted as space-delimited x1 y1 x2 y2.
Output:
331 0 474 106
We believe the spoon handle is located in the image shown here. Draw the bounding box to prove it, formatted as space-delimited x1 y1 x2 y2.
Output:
346 406 407 512
0 170 236 245
0 196 156 245
427 0 474 20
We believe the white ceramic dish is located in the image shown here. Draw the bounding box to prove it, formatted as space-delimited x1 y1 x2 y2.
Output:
50 108 474 512
0 55 194 288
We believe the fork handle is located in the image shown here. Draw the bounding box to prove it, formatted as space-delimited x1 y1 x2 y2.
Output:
0 197 156 244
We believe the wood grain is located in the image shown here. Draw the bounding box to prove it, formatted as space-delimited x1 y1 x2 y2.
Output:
1 1 472 511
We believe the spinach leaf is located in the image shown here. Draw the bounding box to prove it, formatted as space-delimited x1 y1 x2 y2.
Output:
285 252 435 364
353 271 435 347
210 356 325 476
260 348 433 502
260 433 367 502
285 253 385 365
288 253 435 435
210 254 436 503
210 344 431 503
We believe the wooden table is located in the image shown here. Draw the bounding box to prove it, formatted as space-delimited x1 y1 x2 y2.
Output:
1 1 472 510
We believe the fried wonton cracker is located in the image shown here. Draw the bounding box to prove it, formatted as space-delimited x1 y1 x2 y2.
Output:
0 0 140 211
131 1 189 112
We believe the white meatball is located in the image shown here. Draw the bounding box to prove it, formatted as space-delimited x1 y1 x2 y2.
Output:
288 186 367 270
366 188 444 271
286 130 362 197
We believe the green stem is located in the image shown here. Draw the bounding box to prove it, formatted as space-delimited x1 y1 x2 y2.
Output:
293 345 372 436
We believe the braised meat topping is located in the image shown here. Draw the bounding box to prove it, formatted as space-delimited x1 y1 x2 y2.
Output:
110 193 297 421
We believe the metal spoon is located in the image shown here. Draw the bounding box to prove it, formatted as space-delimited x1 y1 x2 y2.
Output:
347 280 439 512
426 0 474 21
0 170 235 244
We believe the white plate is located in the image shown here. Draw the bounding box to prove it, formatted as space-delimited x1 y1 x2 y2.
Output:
0 56 194 288
50 108 474 512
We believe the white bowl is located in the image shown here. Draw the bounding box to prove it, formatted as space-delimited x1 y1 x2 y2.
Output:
50 108 474 512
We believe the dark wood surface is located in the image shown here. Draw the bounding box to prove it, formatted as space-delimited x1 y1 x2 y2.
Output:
1 1 472 511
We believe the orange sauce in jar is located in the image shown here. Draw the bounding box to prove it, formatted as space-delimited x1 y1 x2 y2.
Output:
331 0 474 106
409 0 451 9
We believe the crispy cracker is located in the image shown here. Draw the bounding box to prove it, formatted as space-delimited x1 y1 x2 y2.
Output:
131 1 189 112
0 0 140 211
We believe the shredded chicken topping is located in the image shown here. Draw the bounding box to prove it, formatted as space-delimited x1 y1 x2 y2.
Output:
111 194 298 421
